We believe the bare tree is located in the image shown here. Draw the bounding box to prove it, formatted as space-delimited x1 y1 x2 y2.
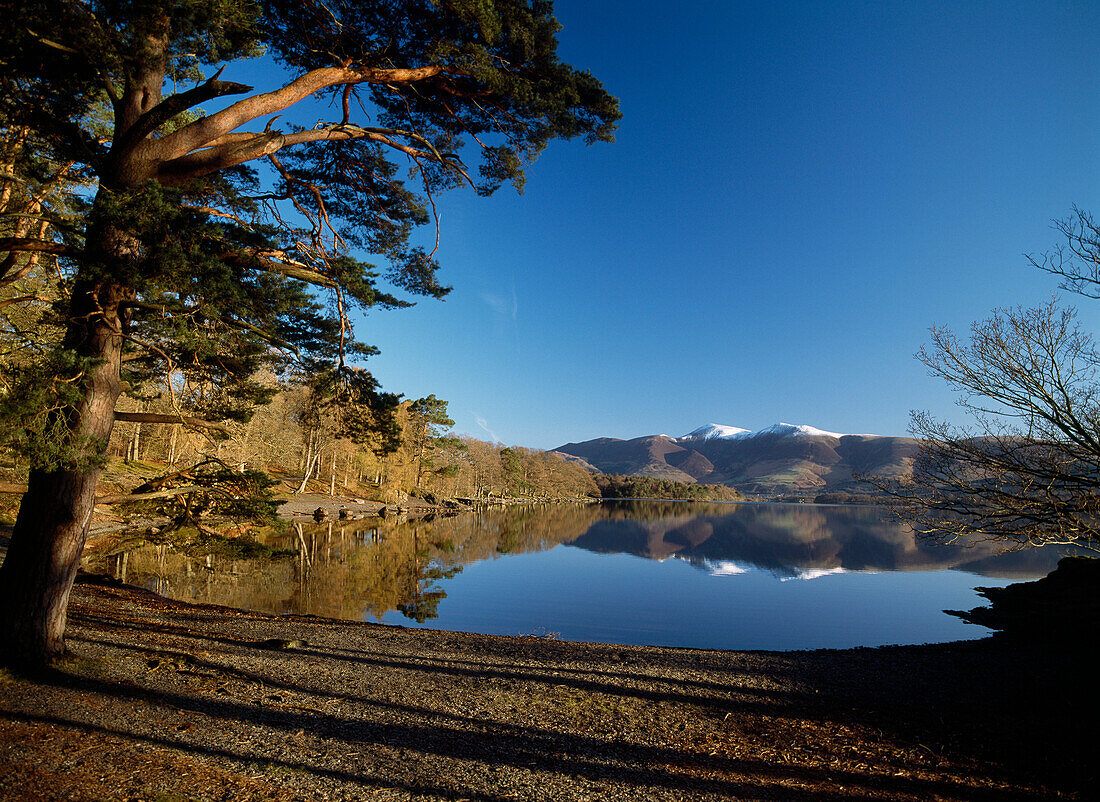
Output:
878 213 1100 553
1028 206 1100 298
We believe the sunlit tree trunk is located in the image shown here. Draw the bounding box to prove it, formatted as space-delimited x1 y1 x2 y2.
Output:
0 219 132 664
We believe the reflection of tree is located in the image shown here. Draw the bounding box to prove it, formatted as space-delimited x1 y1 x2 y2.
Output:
397 528 462 623
84 503 602 621
601 500 739 521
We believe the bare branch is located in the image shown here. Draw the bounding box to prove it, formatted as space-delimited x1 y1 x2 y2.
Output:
113 410 230 435
95 485 204 505
871 301 1100 553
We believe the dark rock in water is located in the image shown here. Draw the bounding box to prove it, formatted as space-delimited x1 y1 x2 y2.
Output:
946 556 1100 641
312 507 328 521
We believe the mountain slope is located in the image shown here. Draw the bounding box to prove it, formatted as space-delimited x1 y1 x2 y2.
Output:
551 435 711 483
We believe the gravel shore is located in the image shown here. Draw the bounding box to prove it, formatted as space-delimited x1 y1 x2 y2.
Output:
0 577 1090 800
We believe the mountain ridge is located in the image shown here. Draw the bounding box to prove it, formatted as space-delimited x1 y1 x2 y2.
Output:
553 422 919 498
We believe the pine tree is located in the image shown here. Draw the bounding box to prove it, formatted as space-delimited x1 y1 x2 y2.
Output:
0 0 618 667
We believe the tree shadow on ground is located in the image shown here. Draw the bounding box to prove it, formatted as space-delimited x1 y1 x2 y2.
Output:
8 585 1085 800
3 669 1051 802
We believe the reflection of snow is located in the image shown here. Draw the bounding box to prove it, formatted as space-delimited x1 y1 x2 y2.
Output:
704 560 750 576
781 567 854 581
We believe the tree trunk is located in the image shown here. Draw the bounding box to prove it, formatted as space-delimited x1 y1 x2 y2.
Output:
0 273 129 668
295 452 320 494
125 420 142 463
0 23 168 668
0 465 106 665
329 447 337 497
167 424 179 466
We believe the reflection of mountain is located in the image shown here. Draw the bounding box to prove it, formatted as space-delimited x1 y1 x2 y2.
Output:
83 502 1071 629
567 502 1068 579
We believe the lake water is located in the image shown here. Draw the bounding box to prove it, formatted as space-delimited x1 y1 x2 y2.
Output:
83 500 1072 651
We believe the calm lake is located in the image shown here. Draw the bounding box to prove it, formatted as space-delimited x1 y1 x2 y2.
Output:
83 500 1071 651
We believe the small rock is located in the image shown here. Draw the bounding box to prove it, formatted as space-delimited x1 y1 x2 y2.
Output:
254 638 307 650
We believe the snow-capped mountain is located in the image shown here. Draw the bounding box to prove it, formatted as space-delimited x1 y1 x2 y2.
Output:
554 422 917 498
680 423 752 441
747 422 848 439
680 422 849 441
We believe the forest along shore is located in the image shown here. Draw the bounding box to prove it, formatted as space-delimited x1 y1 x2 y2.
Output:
0 575 1092 801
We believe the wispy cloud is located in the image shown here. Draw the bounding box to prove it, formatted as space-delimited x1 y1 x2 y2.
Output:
481 286 518 322
475 415 501 443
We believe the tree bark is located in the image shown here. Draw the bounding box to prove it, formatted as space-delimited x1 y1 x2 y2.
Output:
0 222 131 668
0 465 106 665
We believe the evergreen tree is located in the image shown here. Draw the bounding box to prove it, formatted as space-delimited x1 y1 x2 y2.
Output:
0 0 618 667
407 394 455 488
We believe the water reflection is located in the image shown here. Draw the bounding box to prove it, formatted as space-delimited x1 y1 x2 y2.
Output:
84 501 1069 640
576 501 1068 579
86 503 602 622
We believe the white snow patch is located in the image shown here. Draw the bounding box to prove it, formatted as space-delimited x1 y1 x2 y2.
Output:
704 560 751 576
679 422 886 442
780 567 847 581
680 423 752 441
753 422 845 439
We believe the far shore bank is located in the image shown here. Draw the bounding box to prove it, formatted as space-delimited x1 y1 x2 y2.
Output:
0 574 1092 800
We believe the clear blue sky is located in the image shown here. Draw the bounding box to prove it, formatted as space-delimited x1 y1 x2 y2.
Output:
346 0 1099 449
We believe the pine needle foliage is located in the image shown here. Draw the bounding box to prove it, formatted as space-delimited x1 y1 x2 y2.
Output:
0 0 619 466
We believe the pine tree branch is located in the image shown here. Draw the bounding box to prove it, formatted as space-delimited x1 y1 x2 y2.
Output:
147 64 446 164
0 295 51 310
157 124 449 183
222 314 300 358
112 68 253 157
222 249 336 288
0 238 71 286
0 237 70 256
